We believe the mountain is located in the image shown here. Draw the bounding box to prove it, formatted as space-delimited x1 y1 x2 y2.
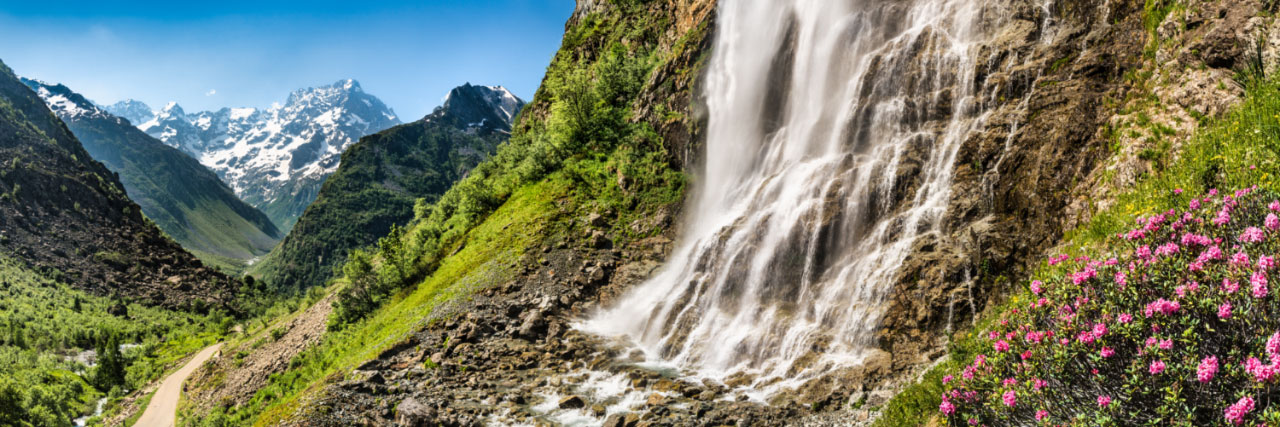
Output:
251 83 524 292
136 79 401 230
102 99 154 125
21 78 283 268
0 59 232 308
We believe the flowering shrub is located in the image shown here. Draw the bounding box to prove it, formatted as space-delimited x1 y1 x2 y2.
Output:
941 188 1280 425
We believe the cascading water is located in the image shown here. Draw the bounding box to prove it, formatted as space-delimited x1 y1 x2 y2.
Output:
583 0 1037 396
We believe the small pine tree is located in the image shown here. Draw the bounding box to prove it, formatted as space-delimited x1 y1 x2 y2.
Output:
93 332 125 389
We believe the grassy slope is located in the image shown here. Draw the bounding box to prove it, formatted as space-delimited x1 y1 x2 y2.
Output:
249 117 505 293
874 49 1280 427
59 114 282 266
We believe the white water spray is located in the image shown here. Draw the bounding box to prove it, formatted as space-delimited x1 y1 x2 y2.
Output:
584 0 1040 395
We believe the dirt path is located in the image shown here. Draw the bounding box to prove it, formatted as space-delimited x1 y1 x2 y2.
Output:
133 343 223 427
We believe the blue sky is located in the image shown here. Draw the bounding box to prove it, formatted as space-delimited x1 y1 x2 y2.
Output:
0 1 573 119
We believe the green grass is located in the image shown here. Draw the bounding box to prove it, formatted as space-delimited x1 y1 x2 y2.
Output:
873 67 1280 427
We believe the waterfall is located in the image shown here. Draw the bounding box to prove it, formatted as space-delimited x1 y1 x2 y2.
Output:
583 0 1030 395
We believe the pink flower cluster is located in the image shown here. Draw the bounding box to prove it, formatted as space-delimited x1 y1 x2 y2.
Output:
1225 396 1254 425
940 188 1280 425
1143 298 1181 317
1198 356 1218 383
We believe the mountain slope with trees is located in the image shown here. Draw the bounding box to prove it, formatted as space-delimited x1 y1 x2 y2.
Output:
21 78 282 269
251 84 523 293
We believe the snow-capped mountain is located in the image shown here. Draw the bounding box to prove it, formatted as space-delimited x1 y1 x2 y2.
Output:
102 99 155 126
136 79 401 229
27 81 115 121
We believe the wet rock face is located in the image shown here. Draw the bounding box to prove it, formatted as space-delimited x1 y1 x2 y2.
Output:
872 0 1148 367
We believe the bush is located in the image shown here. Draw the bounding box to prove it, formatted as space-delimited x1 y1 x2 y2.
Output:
941 187 1280 426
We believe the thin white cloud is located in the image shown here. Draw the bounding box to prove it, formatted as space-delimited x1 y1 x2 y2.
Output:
205 89 217 96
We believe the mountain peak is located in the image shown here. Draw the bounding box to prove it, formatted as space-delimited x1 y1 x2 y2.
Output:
339 78 361 92
20 77 105 119
431 83 525 132
103 99 155 126
161 101 185 115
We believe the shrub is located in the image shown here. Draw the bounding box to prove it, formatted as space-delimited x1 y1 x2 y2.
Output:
941 187 1280 425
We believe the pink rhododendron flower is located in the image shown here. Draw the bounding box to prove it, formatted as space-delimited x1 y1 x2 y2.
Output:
994 340 1010 352
1225 396 1255 425
1251 271 1269 298
1260 255 1275 271
1101 347 1114 358
1231 251 1251 267
1271 200 1280 212
1030 280 1043 295
1198 246 1224 262
1035 410 1048 421
1033 378 1046 391
1114 271 1127 287
1245 357 1276 382
939 398 955 415
1093 323 1107 337
1224 278 1241 294
1118 313 1132 323
1239 227 1267 243
1144 299 1181 317
1149 360 1166 375
1267 332 1280 358
1159 339 1173 350
1219 302 1233 319
1002 390 1016 407
1097 395 1111 407
942 375 953 384
1268 213 1280 231
1215 209 1232 226
1198 356 1218 383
